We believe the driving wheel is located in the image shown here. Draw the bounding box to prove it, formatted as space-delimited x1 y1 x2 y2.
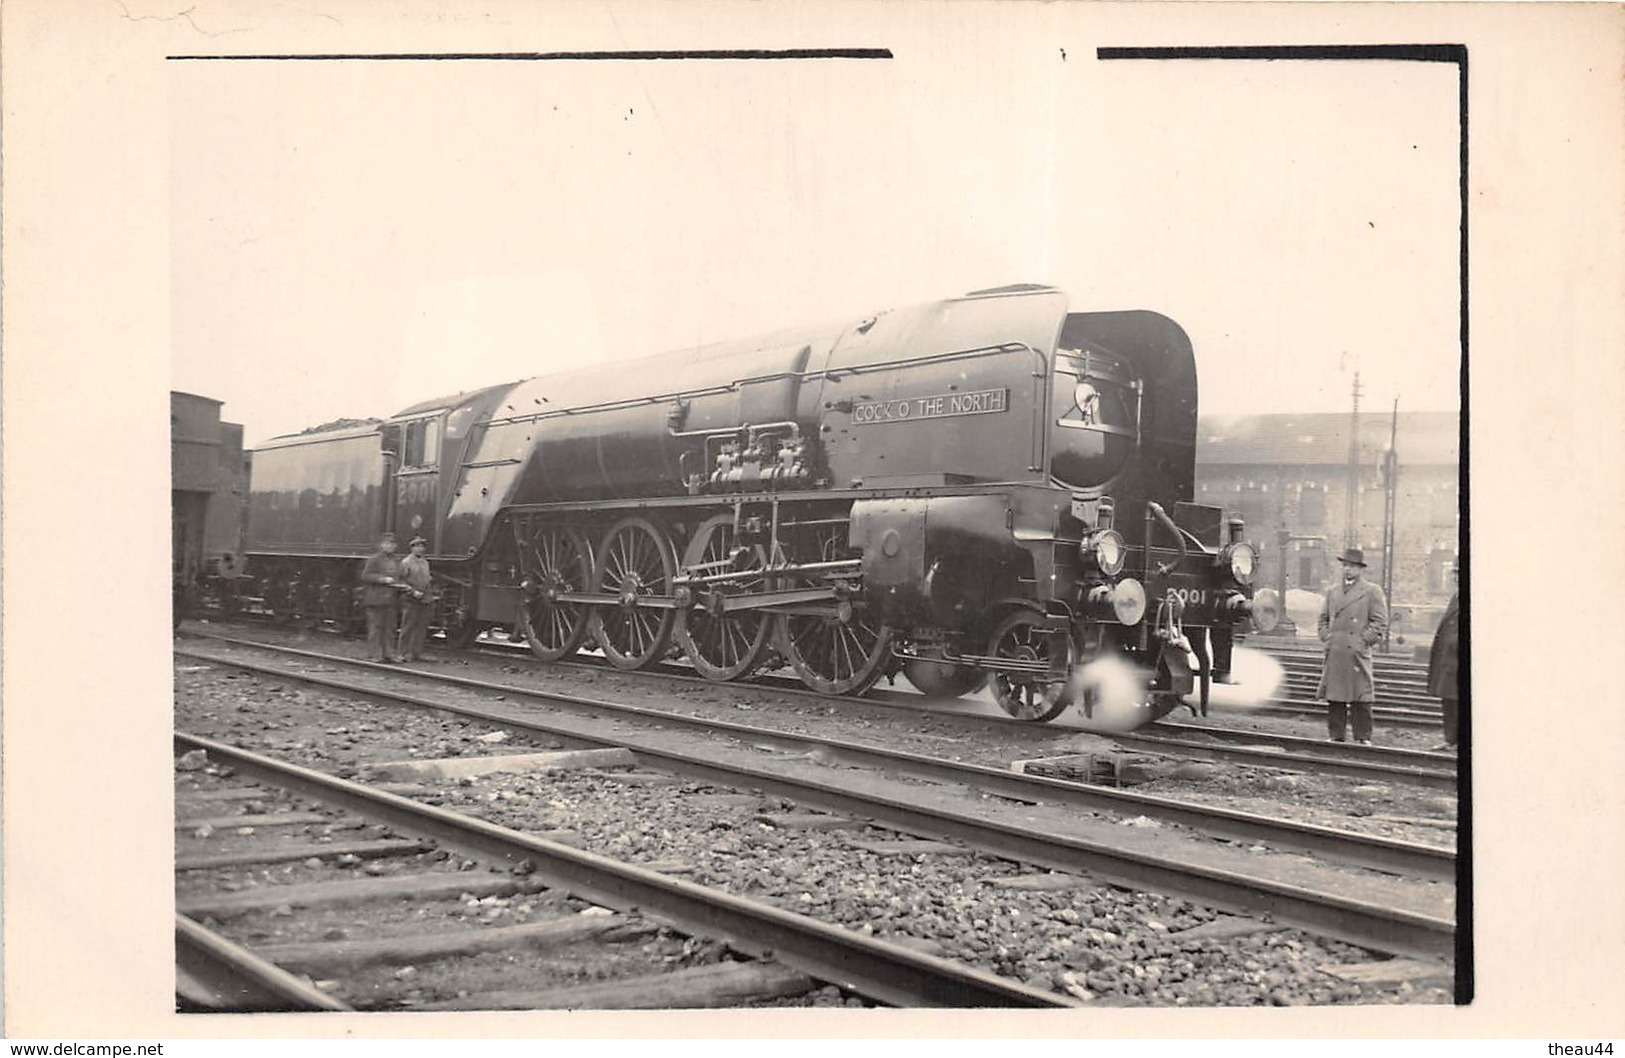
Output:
519 525 594 662
674 514 773 681
589 517 678 670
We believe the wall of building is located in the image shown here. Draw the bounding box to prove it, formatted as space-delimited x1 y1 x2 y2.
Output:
1195 462 1459 634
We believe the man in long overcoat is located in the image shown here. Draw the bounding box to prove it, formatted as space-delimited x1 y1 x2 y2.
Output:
1317 547 1389 744
1427 567 1461 753
360 531 405 663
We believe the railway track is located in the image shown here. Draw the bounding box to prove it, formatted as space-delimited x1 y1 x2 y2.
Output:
1224 640 1444 719
1253 640 1430 670
176 732 1068 1010
1245 700 1445 729
186 620 1454 768
1130 721 1457 791
465 634 1458 787
176 913 354 1012
176 635 1456 962
178 636 1455 880
1255 643 1433 683
188 613 1443 716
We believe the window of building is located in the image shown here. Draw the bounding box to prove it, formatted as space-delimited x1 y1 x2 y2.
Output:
1427 547 1458 594
1430 483 1458 528
1298 483 1327 529
1235 484 1269 533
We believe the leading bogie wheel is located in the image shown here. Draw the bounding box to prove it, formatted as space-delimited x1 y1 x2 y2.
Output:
520 525 594 662
674 514 773 681
589 517 678 670
986 610 1076 722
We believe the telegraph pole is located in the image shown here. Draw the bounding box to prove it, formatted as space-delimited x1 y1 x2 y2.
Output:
1345 372 1362 550
1380 399 1399 648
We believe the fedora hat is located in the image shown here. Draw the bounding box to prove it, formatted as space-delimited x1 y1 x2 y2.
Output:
1336 547 1367 567
409 536 428 547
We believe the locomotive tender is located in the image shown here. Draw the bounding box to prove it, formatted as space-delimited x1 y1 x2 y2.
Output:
172 391 250 627
242 284 1258 723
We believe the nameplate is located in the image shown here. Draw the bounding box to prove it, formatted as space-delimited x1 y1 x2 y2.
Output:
850 388 1009 425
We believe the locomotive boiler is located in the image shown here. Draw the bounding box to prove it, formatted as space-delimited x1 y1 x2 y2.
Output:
240 284 1258 724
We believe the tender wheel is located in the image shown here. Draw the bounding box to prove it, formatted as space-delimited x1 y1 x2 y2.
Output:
674 515 773 681
338 585 368 636
589 517 678 670
519 526 594 662
903 659 988 699
986 610 1075 722
263 572 299 626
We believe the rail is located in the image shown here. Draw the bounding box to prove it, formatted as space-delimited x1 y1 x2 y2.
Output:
176 640 1456 958
175 913 353 1012
174 730 1068 1008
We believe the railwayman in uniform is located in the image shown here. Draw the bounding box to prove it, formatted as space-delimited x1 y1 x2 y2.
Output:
360 531 405 663
1317 547 1389 745
1427 566 1462 753
397 535 435 662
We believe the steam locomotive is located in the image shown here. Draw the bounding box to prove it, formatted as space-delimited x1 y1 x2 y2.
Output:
236 284 1258 724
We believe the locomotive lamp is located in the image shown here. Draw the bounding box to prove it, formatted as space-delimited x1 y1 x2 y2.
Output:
1218 542 1257 585
1080 529 1127 576
1086 578 1147 626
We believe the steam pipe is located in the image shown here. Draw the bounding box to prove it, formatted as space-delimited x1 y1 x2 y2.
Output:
1145 501 1188 576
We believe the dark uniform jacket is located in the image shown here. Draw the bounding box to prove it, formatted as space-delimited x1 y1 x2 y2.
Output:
1316 577 1389 703
1427 592 1460 700
360 550 404 607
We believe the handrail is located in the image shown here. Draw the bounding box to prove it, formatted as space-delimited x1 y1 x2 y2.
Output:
478 342 1046 429
1145 501 1189 576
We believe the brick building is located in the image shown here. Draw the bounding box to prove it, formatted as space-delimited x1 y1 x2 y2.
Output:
1195 411 1460 636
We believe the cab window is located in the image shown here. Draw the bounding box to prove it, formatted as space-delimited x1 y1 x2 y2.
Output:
444 406 476 439
402 418 441 468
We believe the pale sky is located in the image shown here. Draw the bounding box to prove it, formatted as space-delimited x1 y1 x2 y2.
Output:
170 18 1461 446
